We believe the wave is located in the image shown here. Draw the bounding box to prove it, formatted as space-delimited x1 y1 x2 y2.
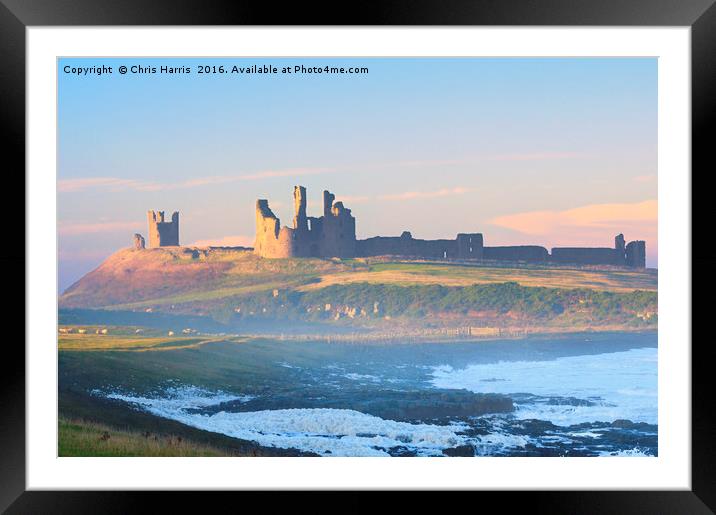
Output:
101 387 470 456
431 347 657 426
598 447 654 457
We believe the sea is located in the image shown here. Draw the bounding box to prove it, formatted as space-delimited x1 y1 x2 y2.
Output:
97 332 658 457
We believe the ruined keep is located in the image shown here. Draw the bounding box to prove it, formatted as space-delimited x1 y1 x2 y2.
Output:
147 210 179 247
253 186 647 268
254 186 356 258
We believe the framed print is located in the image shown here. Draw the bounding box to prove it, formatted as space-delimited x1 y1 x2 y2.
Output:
4 0 714 511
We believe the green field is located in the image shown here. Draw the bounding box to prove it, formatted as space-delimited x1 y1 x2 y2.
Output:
301 260 657 293
59 248 657 333
58 331 246 352
59 417 234 457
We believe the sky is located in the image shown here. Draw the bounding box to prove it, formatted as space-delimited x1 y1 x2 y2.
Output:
58 57 657 291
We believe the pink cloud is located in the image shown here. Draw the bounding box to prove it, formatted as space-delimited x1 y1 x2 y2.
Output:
392 158 472 168
58 220 143 236
486 152 587 161
189 235 254 248
306 189 470 207
633 174 657 183
57 177 161 193
330 194 372 205
307 195 371 209
58 167 335 193
380 187 472 201
238 167 333 181
369 152 585 169
489 199 657 249
58 152 586 194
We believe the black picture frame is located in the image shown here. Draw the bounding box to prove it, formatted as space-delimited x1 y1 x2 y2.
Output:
3 0 713 511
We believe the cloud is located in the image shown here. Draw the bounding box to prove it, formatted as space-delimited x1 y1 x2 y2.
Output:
57 177 158 193
370 152 585 169
58 151 586 194
379 187 472 201
307 194 371 209
489 199 657 247
58 167 334 193
238 168 332 181
391 158 473 168
58 220 143 236
486 152 587 161
189 235 254 248
633 174 657 183
306 189 470 208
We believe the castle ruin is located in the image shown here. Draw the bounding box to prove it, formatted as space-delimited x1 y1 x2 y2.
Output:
254 186 356 258
253 186 647 268
133 186 647 268
146 210 179 247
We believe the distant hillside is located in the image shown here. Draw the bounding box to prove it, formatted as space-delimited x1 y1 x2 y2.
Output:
60 247 657 332
60 247 356 309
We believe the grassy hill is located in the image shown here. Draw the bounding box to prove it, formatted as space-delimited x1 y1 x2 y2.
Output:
59 417 234 457
60 247 657 333
60 247 355 309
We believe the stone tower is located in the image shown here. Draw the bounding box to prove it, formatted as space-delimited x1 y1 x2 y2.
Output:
147 210 179 247
626 240 646 268
319 190 356 258
133 233 146 250
254 199 292 258
615 233 625 252
293 185 308 233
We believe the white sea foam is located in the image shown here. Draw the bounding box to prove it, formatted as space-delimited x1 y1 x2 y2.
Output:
431 347 657 426
597 447 654 457
471 432 533 455
103 388 470 456
105 385 253 410
343 373 381 382
566 431 604 439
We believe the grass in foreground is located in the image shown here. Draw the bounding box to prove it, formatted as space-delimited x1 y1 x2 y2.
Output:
58 417 237 457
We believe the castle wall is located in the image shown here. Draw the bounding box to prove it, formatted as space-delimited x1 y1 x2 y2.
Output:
625 240 646 268
147 210 179 247
355 234 409 257
415 239 459 259
456 233 484 259
549 234 636 266
355 232 461 259
550 247 625 266
355 232 488 260
483 245 549 262
252 187 647 268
